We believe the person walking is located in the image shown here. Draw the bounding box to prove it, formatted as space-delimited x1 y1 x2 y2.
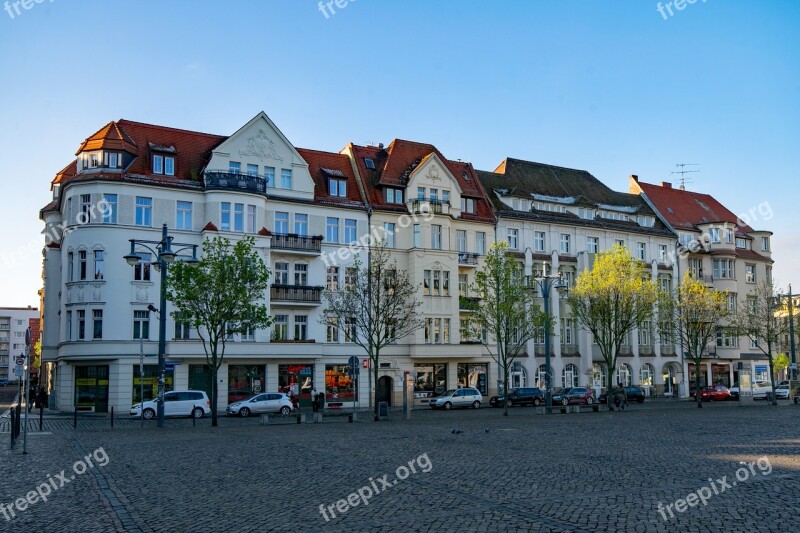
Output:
311 387 319 413
614 383 628 411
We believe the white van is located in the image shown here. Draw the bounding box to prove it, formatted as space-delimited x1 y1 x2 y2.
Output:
130 390 211 419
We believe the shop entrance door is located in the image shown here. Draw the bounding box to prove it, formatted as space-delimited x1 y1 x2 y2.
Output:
377 376 393 407
74 365 109 413
189 364 213 398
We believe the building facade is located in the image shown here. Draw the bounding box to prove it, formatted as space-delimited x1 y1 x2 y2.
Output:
0 306 38 383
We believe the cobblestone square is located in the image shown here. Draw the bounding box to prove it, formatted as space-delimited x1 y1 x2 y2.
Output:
1 403 799 532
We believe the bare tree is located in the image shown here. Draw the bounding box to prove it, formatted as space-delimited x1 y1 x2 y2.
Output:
321 243 423 420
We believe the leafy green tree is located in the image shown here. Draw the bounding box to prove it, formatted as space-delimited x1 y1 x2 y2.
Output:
461 241 549 416
321 243 423 420
167 236 271 426
568 245 661 408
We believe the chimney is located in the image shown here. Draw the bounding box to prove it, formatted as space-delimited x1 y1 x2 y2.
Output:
661 181 672 188
630 174 639 183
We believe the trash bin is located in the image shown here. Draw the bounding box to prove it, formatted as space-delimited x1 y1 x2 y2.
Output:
378 401 389 420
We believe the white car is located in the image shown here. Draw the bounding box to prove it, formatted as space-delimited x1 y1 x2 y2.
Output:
752 382 774 400
227 393 293 417
131 390 210 419
429 388 482 410
775 385 791 400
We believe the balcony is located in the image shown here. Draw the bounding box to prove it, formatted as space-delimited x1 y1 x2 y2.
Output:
690 273 714 285
459 296 481 312
270 233 323 254
204 171 267 194
270 284 323 306
458 252 479 267
409 199 450 216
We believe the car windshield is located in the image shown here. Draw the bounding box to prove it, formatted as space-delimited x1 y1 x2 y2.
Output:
444 390 457 397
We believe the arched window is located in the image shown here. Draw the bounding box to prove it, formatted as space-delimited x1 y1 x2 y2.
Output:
510 362 527 388
640 363 654 387
592 364 607 388
617 364 632 387
537 364 548 389
562 364 578 388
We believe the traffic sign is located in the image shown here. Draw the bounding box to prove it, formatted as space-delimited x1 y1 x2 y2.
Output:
348 356 360 376
15 356 25 366
14 366 23 377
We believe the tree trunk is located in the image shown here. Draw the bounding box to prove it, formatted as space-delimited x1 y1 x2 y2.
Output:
373 356 380 421
502 362 509 417
606 366 615 411
694 365 703 409
769 358 778 406
211 361 219 427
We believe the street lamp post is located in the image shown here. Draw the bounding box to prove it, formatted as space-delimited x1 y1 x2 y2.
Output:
124 224 197 428
527 265 567 414
788 284 797 382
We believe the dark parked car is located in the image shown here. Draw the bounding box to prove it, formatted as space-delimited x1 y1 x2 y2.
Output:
551 387 595 406
598 386 646 404
489 387 545 407
699 384 732 402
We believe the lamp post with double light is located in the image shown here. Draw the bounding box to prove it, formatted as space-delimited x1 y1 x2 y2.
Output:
526 264 568 414
124 224 197 428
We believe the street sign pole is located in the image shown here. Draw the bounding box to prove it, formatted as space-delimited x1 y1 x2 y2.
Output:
22 327 31 454
348 356 359 420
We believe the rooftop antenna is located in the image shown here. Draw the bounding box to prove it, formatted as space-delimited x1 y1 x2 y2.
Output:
670 163 699 190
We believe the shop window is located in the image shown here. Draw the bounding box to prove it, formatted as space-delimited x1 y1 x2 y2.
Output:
132 365 175 404
228 365 265 404
413 363 447 398
457 363 487 395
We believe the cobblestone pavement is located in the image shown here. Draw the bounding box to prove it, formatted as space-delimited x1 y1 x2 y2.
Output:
1 403 798 532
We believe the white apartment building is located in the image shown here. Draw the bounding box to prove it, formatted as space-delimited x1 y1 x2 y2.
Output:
39 113 370 413
479 160 681 397
631 177 775 391
0 306 38 383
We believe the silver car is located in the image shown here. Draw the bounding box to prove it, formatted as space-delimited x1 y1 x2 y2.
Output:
429 388 482 410
227 393 293 417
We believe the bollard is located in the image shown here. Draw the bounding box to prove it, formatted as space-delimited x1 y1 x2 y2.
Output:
14 405 21 438
111 406 114 427
10 407 15 449
193 405 196 427
73 408 78 429
39 405 43 431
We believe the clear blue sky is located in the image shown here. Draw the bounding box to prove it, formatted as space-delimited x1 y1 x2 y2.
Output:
1 0 798 306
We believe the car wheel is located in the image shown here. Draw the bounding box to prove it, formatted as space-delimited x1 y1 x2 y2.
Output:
280 406 291 415
561 398 569 406
239 407 251 417
473 400 481 409
143 408 155 420
444 402 452 410
192 407 204 419
533 398 541 407
586 397 594 405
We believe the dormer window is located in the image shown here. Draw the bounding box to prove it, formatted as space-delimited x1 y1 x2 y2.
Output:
637 215 655 227
153 155 176 176
736 238 747 249
90 153 100 168
329 178 347 197
364 158 375 170
386 188 404 204
460 197 475 213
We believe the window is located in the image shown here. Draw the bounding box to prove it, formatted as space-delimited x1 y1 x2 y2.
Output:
637 243 647 261
246 164 258 177
736 238 747 249
326 317 339 343
459 273 468 297
329 178 347 197
689 258 703 278
432 225 442 249
344 316 356 342
220 202 231 231
77 310 85 340
679 233 694 248
712 259 734 279
174 312 191 340
716 328 738 348
507 228 518 249
242 326 255 342
66 310 72 340
164 157 175 176
102 194 117 224
424 269 450 296
176 201 192 230
460 197 475 213
560 318 575 345
294 264 308 286
274 262 289 284
134 253 151 281
344 268 357 291
563 364 579 388
727 293 737 313
344 219 357 244
429 189 438 202
326 267 339 291
456 230 467 253
659 244 668 262
708 228 720 243
247 205 256 233
294 214 308 236
476 232 486 255
424 318 451 344
560 234 570 254
272 315 288 340
233 203 244 232
264 167 275 186
615 239 625 247
660 276 672 293
229 161 241 174
153 155 163 174
384 223 396 248
746 264 757 283
133 310 149 340
766 266 772 284
726 228 734 244
413 224 421 248
275 212 289 234
135 197 152 227
637 215 655 227
107 152 118 168
294 315 308 340
92 310 103 339
364 158 375 170
67 251 74 281
640 364 654 387
78 250 87 280
534 232 545 252
326 217 340 243
442 190 450 205
587 237 599 254
417 187 425 200
93 250 104 280
280 169 292 189
578 208 595 220
80 194 92 221
638 321 651 346
761 237 770 251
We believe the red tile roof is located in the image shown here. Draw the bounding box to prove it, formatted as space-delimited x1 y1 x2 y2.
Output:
295 148 366 209
350 139 495 222
633 179 753 234
76 121 138 154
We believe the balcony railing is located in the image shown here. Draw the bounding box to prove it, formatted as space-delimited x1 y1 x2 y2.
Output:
458 252 479 266
270 233 323 253
409 199 450 215
270 285 323 304
459 296 482 311
204 171 267 194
